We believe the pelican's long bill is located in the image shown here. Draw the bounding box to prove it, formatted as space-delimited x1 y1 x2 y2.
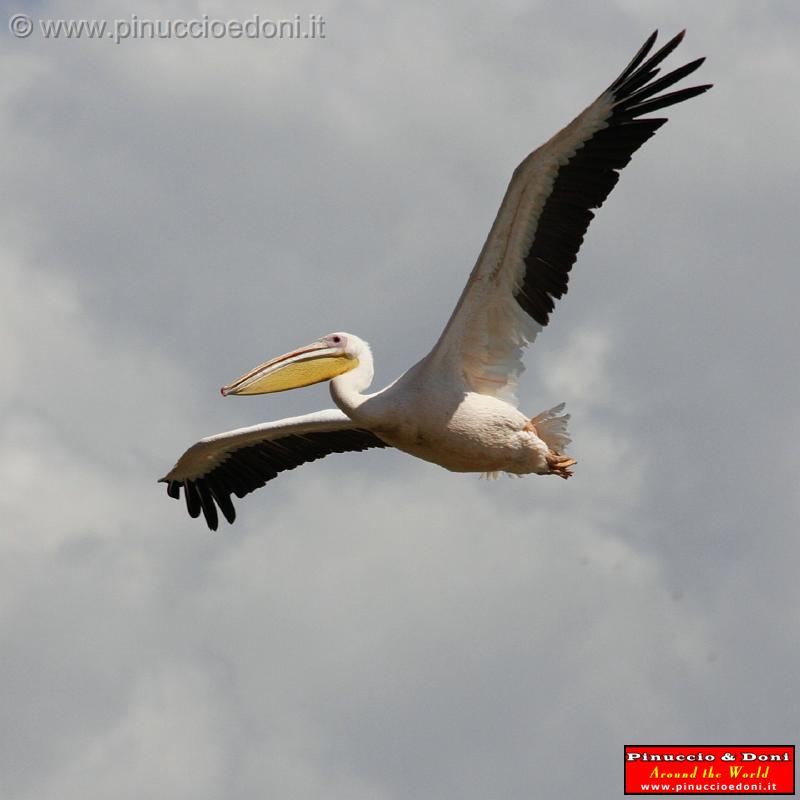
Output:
221 341 359 396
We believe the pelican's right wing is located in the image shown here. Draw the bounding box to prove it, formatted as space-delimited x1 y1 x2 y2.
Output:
426 31 711 403
159 409 390 530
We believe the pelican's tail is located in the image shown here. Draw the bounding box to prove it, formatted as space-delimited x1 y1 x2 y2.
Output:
530 403 572 453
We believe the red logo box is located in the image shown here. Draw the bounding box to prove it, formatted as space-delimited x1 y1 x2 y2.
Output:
624 745 795 795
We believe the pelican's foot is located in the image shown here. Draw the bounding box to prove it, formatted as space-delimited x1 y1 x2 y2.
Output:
546 451 577 479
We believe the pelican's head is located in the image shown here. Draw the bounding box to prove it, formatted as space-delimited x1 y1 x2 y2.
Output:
221 332 367 396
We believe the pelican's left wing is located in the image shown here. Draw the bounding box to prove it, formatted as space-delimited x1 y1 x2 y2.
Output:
159 409 389 530
425 31 711 403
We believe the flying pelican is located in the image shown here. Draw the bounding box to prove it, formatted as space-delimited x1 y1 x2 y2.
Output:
160 30 710 530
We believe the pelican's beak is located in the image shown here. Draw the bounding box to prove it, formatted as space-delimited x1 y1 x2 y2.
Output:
221 341 358 396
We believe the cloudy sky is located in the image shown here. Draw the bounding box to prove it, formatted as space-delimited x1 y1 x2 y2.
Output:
1 1 798 797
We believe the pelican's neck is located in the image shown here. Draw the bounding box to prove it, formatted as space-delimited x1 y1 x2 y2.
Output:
329 345 374 416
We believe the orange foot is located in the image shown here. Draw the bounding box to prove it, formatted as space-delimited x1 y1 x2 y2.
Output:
546 451 577 479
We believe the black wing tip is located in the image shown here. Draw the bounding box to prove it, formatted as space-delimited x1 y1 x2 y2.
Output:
681 55 707 75
159 473 185 499
609 30 711 119
617 83 713 119
652 29 689 64
609 29 707 98
652 28 687 54
609 30 658 91
218 503 236 526
159 468 237 529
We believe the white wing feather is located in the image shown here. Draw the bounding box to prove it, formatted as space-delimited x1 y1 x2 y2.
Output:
161 408 357 482
424 92 615 405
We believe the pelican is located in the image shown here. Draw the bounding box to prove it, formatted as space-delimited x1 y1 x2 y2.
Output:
160 31 710 530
